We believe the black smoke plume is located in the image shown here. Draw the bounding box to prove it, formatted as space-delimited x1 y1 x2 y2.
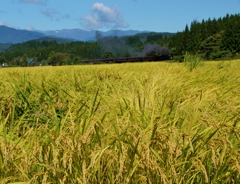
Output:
143 44 170 56
95 31 103 40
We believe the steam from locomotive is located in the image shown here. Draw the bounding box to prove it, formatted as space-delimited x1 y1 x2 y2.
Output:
81 43 172 64
84 32 172 64
143 44 170 57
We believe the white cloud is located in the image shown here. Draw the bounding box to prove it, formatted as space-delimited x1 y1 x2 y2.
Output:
41 8 58 19
82 3 129 30
41 9 71 22
19 0 48 6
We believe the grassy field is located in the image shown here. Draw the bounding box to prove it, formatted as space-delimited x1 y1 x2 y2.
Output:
0 60 240 183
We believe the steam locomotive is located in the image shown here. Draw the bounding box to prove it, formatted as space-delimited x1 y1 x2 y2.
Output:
81 55 172 64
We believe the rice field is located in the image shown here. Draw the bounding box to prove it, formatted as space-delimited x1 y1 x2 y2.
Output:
0 60 240 183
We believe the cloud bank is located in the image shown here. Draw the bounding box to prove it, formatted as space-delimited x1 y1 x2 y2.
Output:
82 3 129 30
41 9 70 21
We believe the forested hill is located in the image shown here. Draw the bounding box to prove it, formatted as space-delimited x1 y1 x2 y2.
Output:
168 13 240 60
0 13 239 66
0 33 174 66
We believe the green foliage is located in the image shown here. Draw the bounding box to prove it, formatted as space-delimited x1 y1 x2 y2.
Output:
198 32 224 59
0 40 102 65
21 54 28 66
0 55 7 64
127 35 142 47
0 31 175 65
173 55 184 62
221 16 240 53
0 43 12 52
208 50 232 60
1 13 240 63
145 32 163 43
184 52 203 71
101 52 114 59
48 51 69 66
169 13 240 60
145 32 171 48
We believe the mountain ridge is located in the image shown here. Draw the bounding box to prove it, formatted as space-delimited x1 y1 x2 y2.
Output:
0 25 45 44
0 25 174 44
42 29 150 41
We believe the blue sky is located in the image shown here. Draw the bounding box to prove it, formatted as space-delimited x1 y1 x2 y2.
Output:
0 0 240 32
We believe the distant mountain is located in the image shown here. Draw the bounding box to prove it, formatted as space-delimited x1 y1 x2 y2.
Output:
42 29 95 41
42 29 149 41
0 25 173 45
0 25 149 44
0 25 45 44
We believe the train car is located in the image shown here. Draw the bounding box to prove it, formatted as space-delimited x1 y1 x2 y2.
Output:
128 57 143 62
81 59 95 63
115 57 129 63
143 56 155 61
97 58 115 63
80 55 172 64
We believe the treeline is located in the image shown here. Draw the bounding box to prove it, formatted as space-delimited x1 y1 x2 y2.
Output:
169 13 240 60
0 33 172 66
96 32 172 58
0 13 240 66
0 40 102 66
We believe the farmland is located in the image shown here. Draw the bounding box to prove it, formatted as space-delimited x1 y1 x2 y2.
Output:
0 60 240 183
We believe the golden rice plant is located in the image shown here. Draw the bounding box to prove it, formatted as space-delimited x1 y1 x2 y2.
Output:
0 60 239 183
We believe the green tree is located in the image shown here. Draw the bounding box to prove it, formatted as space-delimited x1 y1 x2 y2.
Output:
21 54 28 66
101 52 114 58
0 56 7 65
183 24 190 53
221 15 240 53
145 33 163 44
200 19 208 42
48 52 68 66
188 20 201 54
199 32 224 59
